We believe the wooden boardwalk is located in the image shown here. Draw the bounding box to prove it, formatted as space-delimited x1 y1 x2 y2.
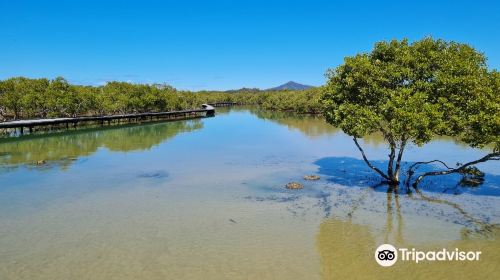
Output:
0 104 215 134
208 102 241 107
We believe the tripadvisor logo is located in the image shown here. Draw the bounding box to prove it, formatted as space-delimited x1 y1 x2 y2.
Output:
375 244 482 267
375 244 398 267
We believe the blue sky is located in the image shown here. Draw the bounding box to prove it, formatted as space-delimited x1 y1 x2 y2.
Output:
1 0 499 90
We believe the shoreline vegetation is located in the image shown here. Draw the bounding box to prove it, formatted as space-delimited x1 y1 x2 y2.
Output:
0 77 323 122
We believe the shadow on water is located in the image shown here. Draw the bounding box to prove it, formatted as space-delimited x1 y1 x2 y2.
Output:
314 156 500 196
244 164 499 278
245 154 499 243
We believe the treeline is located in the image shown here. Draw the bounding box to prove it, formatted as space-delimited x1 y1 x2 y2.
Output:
254 89 323 113
197 87 323 113
0 77 323 121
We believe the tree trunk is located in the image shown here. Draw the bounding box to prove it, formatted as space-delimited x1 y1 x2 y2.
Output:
387 144 396 182
353 137 408 186
392 139 407 184
353 137 390 181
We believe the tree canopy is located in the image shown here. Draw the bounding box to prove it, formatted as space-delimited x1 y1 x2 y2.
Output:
0 77 323 121
322 37 499 186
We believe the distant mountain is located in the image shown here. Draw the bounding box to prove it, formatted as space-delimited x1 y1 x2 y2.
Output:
268 81 313 91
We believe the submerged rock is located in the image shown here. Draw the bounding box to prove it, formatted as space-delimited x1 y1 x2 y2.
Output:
286 182 304 190
303 175 320 180
138 170 169 179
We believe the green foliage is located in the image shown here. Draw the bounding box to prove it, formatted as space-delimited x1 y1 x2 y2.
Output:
0 78 322 120
459 166 485 187
0 78 203 119
322 37 499 182
253 88 323 113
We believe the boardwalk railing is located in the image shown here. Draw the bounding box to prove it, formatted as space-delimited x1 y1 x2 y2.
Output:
0 104 215 135
208 102 241 107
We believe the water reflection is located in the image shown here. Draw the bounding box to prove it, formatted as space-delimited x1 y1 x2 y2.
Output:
0 120 203 169
253 110 341 139
244 153 499 278
0 107 498 279
409 190 498 238
252 109 388 146
246 107 471 148
316 189 500 279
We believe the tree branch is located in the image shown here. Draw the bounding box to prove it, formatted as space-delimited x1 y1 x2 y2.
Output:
411 152 500 188
408 159 454 171
353 137 390 180
404 159 452 187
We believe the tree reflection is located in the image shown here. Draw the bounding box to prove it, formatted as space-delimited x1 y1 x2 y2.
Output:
316 188 499 279
253 109 341 139
384 187 405 245
408 189 498 239
0 120 203 169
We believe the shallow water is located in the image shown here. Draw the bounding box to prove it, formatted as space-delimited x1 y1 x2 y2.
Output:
0 107 499 279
